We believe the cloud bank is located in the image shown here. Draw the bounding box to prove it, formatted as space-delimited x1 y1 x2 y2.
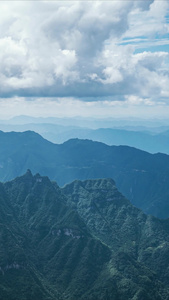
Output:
0 0 169 113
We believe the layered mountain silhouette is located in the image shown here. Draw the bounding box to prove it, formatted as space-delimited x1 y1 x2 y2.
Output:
0 131 169 218
1 171 169 299
1 119 169 154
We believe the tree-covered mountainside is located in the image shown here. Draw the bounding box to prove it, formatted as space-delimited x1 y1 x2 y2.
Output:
0 171 111 300
1 171 169 299
1 131 169 218
63 178 169 287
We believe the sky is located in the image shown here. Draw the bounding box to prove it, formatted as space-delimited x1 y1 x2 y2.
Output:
0 0 169 119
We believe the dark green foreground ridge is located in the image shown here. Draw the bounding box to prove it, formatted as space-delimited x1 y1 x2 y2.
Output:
1 131 169 218
1 171 169 299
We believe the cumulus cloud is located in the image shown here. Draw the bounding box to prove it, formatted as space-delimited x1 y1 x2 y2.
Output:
0 0 169 107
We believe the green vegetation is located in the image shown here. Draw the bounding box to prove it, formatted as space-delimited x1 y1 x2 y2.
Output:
0 171 169 298
1 131 169 218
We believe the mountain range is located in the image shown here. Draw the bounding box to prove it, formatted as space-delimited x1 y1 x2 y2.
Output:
1 122 169 154
0 131 169 218
1 171 169 299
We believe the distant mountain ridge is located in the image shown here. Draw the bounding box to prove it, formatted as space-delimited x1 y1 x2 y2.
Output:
1 123 169 154
1 131 169 218
1 171 169 299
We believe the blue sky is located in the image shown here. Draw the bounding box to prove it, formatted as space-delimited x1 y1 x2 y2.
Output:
0 0 169 119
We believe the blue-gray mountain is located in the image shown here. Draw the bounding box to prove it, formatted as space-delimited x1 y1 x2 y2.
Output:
1 131 169 218
1 171 169 299
1 122 169 154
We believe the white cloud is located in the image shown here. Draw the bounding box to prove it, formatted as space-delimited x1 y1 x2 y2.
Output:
0 1 133 92
0 96 169 120
101 67 123 84
125 95 154 106
0 0 168 112
124 0 169 39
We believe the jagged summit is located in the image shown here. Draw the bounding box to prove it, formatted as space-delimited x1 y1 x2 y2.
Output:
1 172 169 299
1 130 169 218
